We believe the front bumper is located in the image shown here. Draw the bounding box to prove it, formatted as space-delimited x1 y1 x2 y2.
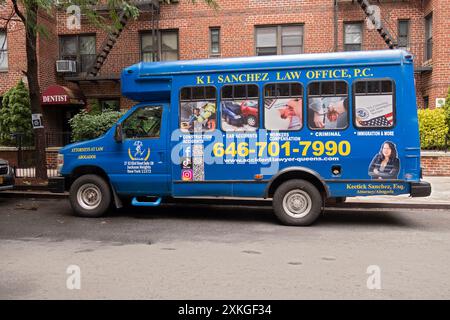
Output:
48 176 66 193
410 181 432 197
0 173 15 191
0 185 13 191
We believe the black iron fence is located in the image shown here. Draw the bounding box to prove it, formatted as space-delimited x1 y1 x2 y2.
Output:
46 131 72 148
11 131 72 179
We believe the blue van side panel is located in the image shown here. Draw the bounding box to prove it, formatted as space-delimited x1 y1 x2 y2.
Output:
172 182 266 197
53 49 419 200
164 54 419 198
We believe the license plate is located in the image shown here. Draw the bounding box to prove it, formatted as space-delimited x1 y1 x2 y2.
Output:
0 176 3 184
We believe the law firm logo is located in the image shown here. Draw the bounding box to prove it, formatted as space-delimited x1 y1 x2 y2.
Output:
128 141 150 161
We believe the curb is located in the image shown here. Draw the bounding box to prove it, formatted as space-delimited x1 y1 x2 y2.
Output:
0 190 449 210
0 190 68 199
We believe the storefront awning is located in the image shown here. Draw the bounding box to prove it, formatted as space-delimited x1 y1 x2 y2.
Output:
41 85 86 105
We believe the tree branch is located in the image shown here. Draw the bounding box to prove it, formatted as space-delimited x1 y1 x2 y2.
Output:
10 0 26 24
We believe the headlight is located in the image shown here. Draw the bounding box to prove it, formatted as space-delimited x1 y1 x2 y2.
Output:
57 154 64 174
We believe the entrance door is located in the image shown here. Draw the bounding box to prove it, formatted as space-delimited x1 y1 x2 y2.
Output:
63 108 79 146
113 104 170 195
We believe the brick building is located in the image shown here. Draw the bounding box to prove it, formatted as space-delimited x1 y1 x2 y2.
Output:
0 0 449 145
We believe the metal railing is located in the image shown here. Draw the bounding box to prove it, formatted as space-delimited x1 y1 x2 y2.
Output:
46 131 72 148
10 132 72 179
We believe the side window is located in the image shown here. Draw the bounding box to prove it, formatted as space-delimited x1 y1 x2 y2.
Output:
264 82 303 131
220 84 259 131
307 81 348 130
354 79 394 129
122 106 162 139
179 86 217 132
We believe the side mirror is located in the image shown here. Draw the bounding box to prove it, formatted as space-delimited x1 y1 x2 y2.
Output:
114 123 123 143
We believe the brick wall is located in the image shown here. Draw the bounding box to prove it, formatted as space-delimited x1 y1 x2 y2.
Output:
422 0 450 109
52 0 449 111
421 152 450 176
1 0 448 109
0 2 27 93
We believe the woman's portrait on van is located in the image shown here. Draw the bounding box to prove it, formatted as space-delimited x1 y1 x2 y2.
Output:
368 141 400 180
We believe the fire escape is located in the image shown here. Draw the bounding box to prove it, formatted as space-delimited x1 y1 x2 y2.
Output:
66 0 161 83
336 0 431 72
355 0 397 49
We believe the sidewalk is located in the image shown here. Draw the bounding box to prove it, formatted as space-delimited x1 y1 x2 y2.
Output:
1 176 449 209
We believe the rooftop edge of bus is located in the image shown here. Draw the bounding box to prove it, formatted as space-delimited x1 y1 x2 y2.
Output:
122 49 413 79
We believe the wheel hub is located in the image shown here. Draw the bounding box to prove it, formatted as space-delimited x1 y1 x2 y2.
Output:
282 189 312 218
77 183 102 210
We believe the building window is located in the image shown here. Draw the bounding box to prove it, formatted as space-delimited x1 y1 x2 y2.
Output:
344 23 362 51
221 84 259 131
255 25 303 56
0 30 8 71
353 80 395 129
425 13 432 60
210 27 220 57
264 83 303 131
307 81 348 130
99 98 120 111
397 20 409 49
60 35 96 73
423 96 429 109
180 86 217 132
141 30 179 62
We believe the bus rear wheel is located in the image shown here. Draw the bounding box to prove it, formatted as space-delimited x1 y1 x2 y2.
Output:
272 179 322 226
69 174 111 218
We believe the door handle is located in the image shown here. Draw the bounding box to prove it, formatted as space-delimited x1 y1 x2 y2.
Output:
157 151 164 163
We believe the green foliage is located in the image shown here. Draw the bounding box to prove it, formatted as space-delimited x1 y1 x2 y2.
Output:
69 109 124 142
418 108 449 150
443 87 450 132
87 99 102 115
0 80 34 146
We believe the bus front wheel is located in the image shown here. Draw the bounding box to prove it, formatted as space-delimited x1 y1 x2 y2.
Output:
272 179 322 226
69 174 111 218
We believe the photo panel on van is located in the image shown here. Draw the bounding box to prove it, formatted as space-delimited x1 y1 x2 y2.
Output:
179 86 217 133
353 79 395 129
220 84 259 131
307 81 349 130
264 82 303 131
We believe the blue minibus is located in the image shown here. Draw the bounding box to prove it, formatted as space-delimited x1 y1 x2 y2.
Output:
51 49 431 226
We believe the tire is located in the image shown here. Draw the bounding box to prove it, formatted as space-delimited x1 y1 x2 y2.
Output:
247 115 257 127
272 179 323 226
69 174 112 217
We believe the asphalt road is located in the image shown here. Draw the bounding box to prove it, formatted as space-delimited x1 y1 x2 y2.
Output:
1 197 450 299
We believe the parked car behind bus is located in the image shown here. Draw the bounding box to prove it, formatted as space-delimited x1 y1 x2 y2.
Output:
0 159 14 191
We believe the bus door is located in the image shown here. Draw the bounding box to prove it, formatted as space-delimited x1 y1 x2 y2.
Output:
113 104 170 195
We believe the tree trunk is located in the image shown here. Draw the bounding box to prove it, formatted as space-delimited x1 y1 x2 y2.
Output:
25 3 47 180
